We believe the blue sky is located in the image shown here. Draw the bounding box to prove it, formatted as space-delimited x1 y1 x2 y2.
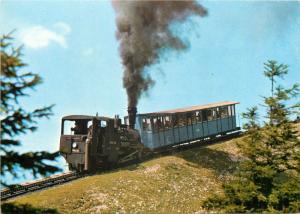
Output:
1 1 300 183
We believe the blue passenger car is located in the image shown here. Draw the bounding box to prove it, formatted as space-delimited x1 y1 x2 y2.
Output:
125 101 240 150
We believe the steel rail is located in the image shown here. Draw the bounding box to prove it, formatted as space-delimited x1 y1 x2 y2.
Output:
1 171 83 201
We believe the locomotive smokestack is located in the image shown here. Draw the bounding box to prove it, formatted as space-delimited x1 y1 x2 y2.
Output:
128 106 137 129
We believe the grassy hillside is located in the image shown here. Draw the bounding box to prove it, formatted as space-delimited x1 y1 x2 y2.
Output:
3 137 243 214
3 123 299 213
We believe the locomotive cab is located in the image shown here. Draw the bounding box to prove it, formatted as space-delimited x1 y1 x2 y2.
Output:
60 115 113 172
59 115 96 171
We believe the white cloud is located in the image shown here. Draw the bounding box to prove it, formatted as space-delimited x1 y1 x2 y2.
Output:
19 22 71 49
82 48 94 56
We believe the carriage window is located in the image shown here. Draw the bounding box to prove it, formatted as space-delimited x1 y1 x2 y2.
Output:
158 116 164 131
63 119 91 135
147 118 152 131
191 112 197 124
178 114 186 127
142 118 147 130
220 106 228 118
212 108 217 120
63 120 75 135
228 106 232 116
216 107 221 119
153 117 164 131
153 117 158 132
142 118 152 131
164 116 171 130
202 110 208 121
87 121 92 130
196 111 202 122
187 113 192 125
207 109 213 121
173 115 179 127
100 120 107 128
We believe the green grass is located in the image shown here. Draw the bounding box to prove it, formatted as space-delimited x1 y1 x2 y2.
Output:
3 137 244 214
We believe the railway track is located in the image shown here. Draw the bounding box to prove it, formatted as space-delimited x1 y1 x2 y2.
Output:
1 130 242 201
1 171 83 201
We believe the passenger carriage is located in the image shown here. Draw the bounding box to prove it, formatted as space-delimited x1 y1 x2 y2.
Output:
125 101 240 150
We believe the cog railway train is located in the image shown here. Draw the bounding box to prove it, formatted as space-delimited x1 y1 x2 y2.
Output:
59 101 240 172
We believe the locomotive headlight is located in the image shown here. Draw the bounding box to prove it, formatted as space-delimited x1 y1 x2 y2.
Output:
72 142 78 149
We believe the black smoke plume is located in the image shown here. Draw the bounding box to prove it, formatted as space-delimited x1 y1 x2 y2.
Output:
112 0 207 108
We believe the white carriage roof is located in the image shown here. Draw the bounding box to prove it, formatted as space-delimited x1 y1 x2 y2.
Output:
62 115 112 120
139 101 239 116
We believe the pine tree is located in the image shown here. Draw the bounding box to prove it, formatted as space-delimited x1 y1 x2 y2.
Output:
203 60 300 212
264 60 288 98
0 33 61 186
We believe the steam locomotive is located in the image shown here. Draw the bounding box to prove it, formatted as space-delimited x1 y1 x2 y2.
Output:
59 101 240 172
